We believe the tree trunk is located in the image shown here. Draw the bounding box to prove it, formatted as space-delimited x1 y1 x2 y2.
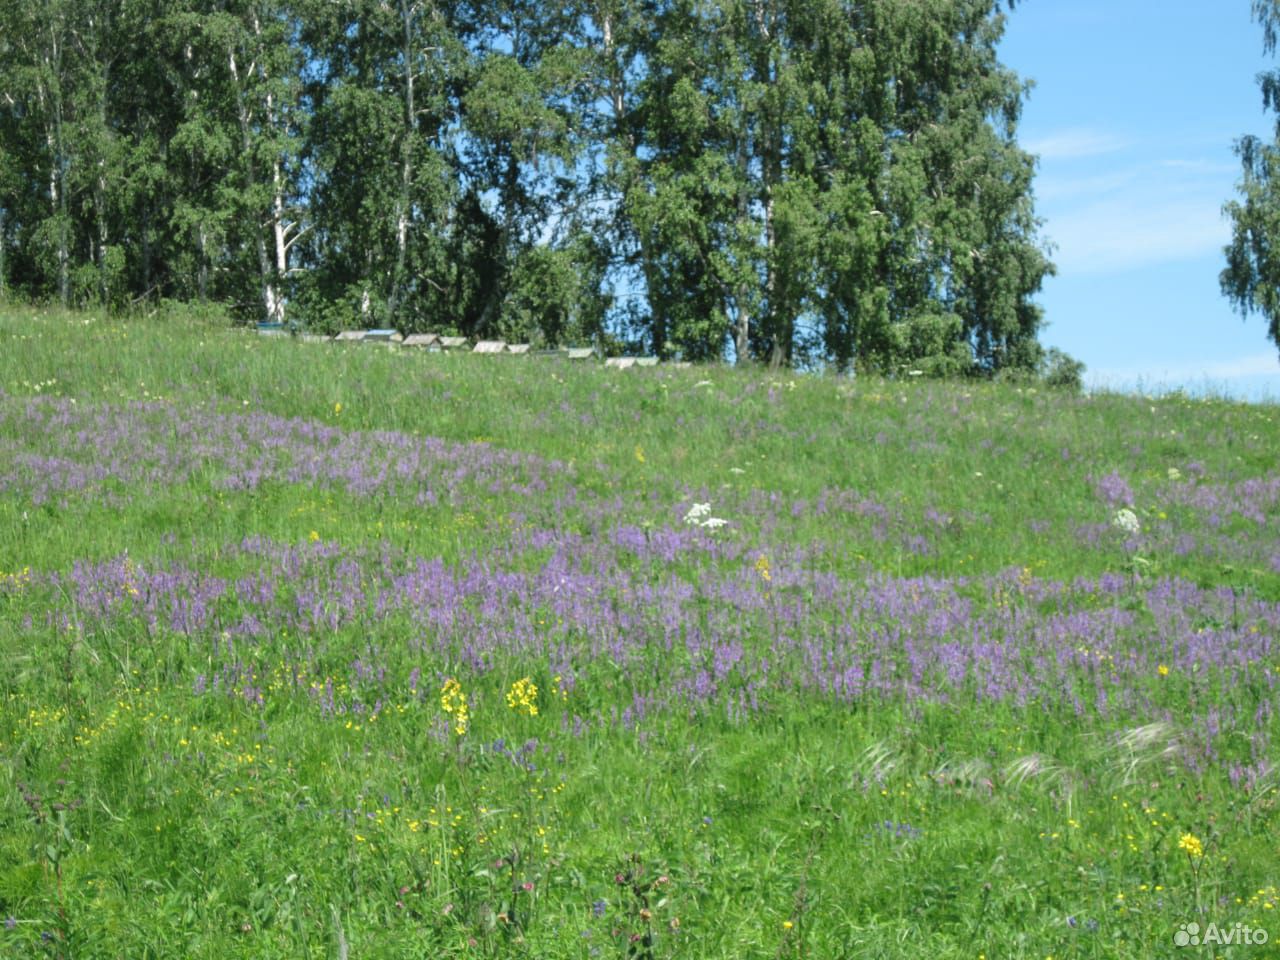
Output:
230 16 288 325
259 14 289 326
230 46 270 322
142 207 153 298
733 295 751 364
196 221 208 301
766 188 787 369
52 133 70 308
39 21 71 308
755 0 787 368
601 6 667 355
94 167 109 304
389 0 418 323
91 36 113 307
0 206 7 300
270 150 288 321
39 72 71 307
733 130 752 364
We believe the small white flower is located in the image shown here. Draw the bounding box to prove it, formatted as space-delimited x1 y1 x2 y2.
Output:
683 501 728 528
1112 508 1141 535
729 467 745 475
683 502 712 524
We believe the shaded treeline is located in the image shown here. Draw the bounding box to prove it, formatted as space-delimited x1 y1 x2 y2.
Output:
0 0 1054 372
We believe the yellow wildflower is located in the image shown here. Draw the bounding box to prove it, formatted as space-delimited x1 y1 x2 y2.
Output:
506 677 539 717
440 678 469 735
1178 833 1204 858
755 554 772 583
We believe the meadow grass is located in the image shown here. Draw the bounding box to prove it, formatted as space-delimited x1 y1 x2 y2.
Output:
0 303 1278 958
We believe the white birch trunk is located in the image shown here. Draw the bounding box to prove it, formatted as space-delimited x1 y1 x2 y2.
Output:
391 0 418 319
258 14 288 325
37 36 70 308
197 223 209 301
95 166 109 302
230 16 288 326
0 206 7 300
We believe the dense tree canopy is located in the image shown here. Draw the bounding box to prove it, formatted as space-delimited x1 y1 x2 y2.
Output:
0 0 1054 373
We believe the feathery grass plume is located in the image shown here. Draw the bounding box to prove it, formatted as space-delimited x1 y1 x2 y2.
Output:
1002 754 1056 788
1240 762 1279 810
855 742 901 786
934 757 994 792
330 906 349 960
1107 721 1181 786
1004 753 1077 804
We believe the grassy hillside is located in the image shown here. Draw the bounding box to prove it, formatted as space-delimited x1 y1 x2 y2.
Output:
1 305 1277 958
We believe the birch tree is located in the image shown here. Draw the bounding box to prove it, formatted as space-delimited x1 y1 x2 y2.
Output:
298 0 462 329
1 0 75 305
1223 0 1280 357
170 1 305 323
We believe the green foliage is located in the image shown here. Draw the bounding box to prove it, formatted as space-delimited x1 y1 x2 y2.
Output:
1040 346 1087 392
1223 1 1280 357
875 311 970 378
0 0 1053 367
499 244 603 345
1223 132 1280 353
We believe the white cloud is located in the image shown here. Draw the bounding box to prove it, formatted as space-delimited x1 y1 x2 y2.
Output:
1201 353 1280 379
1159 158 1240 176
1035 169 1141 202
1035 157 1231 204
1025 128 1130 160
1093 352 1277 381
1042 196 1229 274
1088 352 1280 400
1032 136 1248 274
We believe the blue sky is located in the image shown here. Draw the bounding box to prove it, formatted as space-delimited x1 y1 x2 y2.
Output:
998 0 1280 400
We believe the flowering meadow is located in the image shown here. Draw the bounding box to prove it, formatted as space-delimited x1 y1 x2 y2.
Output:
1 306 1278 958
